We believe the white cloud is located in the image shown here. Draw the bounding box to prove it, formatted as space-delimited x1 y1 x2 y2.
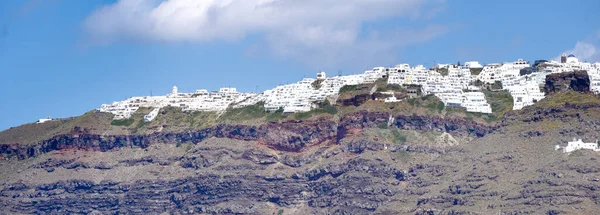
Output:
83 0 448 67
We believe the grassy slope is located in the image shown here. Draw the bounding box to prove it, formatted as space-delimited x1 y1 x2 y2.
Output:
0 111 114 145
534 91 600 108
132 106 219 134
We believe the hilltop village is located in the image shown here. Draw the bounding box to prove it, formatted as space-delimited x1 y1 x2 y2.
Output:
96 54 600 122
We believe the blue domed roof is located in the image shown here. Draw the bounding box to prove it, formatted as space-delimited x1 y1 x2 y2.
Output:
568 54 576 58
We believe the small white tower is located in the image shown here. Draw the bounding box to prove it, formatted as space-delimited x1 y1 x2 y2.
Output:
172 86 178 95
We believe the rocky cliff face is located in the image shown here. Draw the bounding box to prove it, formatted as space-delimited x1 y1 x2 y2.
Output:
337 94 372 107
544 70 590 95
2 128 600 214
2 103 600 214
0 156 405 214
0 111 495 160
338 111 496 139
1 120 336 159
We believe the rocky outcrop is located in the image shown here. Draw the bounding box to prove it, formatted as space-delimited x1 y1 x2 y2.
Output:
260 119 337 152
337 111 496 139
394 115 494 137
338 94 372 107
544 70 590 95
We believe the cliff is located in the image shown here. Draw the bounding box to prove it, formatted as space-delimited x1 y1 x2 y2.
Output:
3 88 600 214
0 111 495 159
1 108 599 214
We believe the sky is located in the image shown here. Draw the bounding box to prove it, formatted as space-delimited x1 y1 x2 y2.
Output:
1 0 600 130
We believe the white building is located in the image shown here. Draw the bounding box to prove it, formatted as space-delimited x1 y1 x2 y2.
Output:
461 91 492 113
99 86 257 119
388 64 411 85
473 58 551 111
477 59 530 84
384 96 401 103
464 61 483 69
316 71 326 80
36 117 52 124
486 54 600 110
561 138 600 153
416 64 492 114
144 108 160 122
503 76 545 110
363 67 387 83
260 71 374 113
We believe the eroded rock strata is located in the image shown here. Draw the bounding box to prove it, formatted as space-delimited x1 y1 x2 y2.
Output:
0 112 494 159
1 108 600 214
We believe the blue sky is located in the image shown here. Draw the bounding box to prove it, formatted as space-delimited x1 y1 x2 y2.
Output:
1 0 599 130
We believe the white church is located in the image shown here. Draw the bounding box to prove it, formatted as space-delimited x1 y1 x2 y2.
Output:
557 138 600 153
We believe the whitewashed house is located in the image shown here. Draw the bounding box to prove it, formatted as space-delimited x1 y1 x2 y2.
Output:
36 117 52 124
561 138 600 153
144 108 160 122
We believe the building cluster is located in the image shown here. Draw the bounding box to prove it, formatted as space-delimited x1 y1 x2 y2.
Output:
392 63 492 113
539 54 600 93
96 54 600 121
485 55 600 110
262 72 366 113
99 86 256 120
556 138 600 153
477 58 542 110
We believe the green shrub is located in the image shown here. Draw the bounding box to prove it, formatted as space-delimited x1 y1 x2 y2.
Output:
407 98 417 106
437 102 445 113
294 111 313 120
483 90 513 115
292 101 337 120
220 102 267 122
392 129 407 144
111 118 135 126
277 209 284 215
470 68 483 76
339 85 357 94
490 81 503 90
426 103 437 111
266 112 285 121
132 121 147 133
386 84 403 91
377 122 388 129
321 100 337 115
